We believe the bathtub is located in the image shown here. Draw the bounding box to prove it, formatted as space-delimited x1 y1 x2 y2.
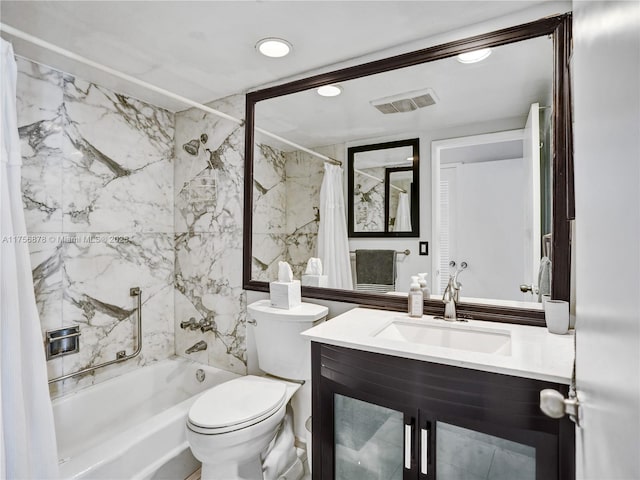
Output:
52 357 239 480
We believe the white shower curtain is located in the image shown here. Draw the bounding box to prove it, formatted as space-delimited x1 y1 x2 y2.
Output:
1 39 59 479
393 192 412 232
317 163 353 290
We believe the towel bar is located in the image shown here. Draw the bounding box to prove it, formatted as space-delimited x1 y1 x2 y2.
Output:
350 249 410 256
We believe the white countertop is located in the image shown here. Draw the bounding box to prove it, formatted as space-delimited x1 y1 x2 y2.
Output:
301 307 574 384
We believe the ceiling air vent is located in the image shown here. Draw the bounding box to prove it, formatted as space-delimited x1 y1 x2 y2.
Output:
371 88 438 114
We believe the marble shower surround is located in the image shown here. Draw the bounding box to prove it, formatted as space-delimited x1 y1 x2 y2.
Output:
16 57 175 396
174 95 247 375
354 167 386 232
283 148 326 279
251 141 343 281
251 140 287 282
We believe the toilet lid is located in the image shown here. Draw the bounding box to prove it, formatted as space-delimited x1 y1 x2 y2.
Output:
188 376 287 430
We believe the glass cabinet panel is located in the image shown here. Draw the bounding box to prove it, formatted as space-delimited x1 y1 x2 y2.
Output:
436 422 536 480
334 394 405 480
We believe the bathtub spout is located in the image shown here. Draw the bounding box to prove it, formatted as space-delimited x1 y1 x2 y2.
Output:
185 341 207 354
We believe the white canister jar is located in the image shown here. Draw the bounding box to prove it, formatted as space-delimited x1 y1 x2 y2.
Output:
544 300 570 334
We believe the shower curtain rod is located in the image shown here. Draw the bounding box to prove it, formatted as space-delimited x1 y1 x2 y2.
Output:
254 127 341 165
355 168 406 193
0 23 342 167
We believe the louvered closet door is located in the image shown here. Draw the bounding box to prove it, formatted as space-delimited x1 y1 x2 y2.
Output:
439 160 527 302
437 166 457 295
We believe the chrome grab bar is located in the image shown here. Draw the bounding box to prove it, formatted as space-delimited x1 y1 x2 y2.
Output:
48 287 143 384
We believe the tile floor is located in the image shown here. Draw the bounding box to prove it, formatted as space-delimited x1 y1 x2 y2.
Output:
185 467 311 480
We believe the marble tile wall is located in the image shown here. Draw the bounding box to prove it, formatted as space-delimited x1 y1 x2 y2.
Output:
251 142 341 281
18 56 343 387
354 167 385 232
173 95 247 375
16 58 175 396
251 139 287 282
283 149 325 279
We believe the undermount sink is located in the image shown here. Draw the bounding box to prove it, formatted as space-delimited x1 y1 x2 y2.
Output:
373 319 512 356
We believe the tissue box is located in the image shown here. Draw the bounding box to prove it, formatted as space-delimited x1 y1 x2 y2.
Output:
269 280 301 309
301 274 328 287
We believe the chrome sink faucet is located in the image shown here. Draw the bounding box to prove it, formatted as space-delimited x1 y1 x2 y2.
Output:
442 276 459 321
441 261 467 322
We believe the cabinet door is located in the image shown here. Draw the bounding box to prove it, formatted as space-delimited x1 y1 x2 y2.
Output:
333 392 418 480
419 414 557 480
313 343 573 480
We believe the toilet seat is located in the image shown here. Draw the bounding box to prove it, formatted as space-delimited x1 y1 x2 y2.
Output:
187 376 287 435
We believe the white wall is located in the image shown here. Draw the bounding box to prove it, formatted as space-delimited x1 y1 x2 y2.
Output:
573 1 640 478
448 158 527 301
346 116 525 293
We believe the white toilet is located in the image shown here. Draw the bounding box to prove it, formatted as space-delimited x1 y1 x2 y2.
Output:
186 300 328 480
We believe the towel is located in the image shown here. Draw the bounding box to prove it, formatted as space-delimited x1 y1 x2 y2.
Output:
537 256 552 302
355 250 397 291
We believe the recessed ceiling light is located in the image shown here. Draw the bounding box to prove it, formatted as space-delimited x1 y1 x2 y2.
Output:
457 48 492 64
256 38 292 58
317 85 342 97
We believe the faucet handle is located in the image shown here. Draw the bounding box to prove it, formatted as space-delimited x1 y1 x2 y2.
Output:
200 316 215 333
180 317 197 330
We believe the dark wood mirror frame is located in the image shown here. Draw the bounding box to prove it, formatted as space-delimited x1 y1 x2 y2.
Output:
243 14 573 326
347 138 420 238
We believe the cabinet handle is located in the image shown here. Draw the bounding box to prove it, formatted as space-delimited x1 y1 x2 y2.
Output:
420 428 429 475
404 424 412 469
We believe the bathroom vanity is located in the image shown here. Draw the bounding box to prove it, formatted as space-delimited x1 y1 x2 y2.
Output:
302 308 575 480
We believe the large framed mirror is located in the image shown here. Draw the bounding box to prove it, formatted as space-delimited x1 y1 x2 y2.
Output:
243 14 572 325
348 139 420 237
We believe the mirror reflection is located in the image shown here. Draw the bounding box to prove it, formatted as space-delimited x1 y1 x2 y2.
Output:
251 34 553 307
348 139 419 237
387 168 414 232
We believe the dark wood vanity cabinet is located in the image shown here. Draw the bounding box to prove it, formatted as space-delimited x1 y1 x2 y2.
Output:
311 342 575 480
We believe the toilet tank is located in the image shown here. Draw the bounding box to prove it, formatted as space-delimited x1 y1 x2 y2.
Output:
247 300 328 381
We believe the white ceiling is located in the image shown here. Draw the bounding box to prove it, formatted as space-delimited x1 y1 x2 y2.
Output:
257 35 553 147
355 145 415 170
0 1 568 112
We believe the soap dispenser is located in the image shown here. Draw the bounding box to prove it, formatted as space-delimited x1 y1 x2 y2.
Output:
417 273 431 299
408 276 423 318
